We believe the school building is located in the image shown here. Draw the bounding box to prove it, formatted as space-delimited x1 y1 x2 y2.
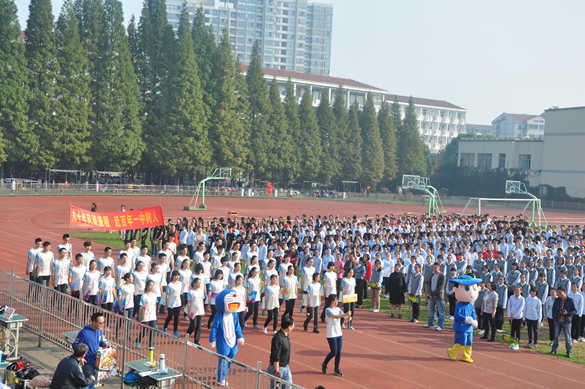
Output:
239 64 468 153
457 106 585 198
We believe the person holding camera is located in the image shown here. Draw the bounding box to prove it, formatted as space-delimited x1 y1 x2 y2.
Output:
550 286 577 358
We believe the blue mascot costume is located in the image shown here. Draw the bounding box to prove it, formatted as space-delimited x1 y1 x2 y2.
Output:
447 275 481 363
209 289 244 386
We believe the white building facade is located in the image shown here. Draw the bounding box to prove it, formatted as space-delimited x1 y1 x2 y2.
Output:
491 113 545 139
239 66 467 153
166 0 333 76
458 106 585 198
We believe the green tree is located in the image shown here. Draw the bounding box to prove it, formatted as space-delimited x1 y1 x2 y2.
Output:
127 14 144 91
91 0 144 171
283 77 300 183
152 5 210 179
54 0 92 169
377 101 398 184
73 0 103 106
192 6 216 119
209 28 248 174
399 97 427 177
0 0 36 175
298 86 321 181
316 88 339 183
138 0 176 170
246 41 273 179
360 93 384 188
332 86 348 182
268 78 291 183
25 0 58 170
342 101 363 181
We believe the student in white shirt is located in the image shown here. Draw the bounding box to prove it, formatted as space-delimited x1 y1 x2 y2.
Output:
568 283 584 343
186 278 205 345
524 287 542 348
57 234 73 264
263 274 281 335
136 280 158 347
178 259 192 310
545 288 557 345
146 263 163 314
115 254 132 288
52 247 70 294
136 246 152 271
97 247 115 274
507 285 525 349
304 273 322 333
132 261 148 319
99 266 116 311
300 258 315 316
321 294 352 377
118 273 135 317
27 238 43 296
232 274 247 329
163 271 184 337
68 254 87 300
206 269 225 329
341 268 356 330
82 260 100 305
244 267 261 328
33 241 54 286
80 241 95 268
281 265 298 319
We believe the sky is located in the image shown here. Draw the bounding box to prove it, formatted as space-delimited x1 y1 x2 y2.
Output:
14 0 585 124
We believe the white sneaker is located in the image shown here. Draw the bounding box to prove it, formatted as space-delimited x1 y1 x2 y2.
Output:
422 323 433 328
273 331 278 335
350 326 355 330
262 327 267 334
369 308 374 312
436 327 444 331
383 294 389 298
341 324 346 329
372 309 379 313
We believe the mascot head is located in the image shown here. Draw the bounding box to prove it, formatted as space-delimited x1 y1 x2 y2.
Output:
215 289 241 313
449 275 482 303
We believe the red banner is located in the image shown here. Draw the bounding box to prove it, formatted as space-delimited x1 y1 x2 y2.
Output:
69 205 164 230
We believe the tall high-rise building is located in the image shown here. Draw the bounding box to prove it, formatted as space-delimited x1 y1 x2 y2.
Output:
165 0 333 76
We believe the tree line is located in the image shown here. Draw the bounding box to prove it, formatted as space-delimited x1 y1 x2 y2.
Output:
0 0 431 189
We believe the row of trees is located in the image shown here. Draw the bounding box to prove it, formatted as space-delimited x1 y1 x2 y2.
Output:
0 0 431 188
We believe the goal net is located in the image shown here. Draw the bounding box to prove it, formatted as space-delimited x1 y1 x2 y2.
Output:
461 197 547 226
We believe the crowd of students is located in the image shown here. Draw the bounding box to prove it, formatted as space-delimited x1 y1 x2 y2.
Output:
25 212 585 358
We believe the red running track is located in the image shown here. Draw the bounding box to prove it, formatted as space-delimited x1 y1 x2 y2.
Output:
1 196 584 389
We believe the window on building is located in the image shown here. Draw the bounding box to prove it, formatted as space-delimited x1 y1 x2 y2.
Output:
422 109 426 116
440 111 445 117
460 153 474 167
518 154 531 170
477 153 492 168
457 113 462 119
498 153 505 168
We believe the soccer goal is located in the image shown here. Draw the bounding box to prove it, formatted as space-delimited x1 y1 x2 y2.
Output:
461 195 547 227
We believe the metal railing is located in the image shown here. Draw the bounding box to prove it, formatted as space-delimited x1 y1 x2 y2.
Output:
0 270 303 389
2 182 585 214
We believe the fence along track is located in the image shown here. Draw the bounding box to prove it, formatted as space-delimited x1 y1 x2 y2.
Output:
0 270 303 389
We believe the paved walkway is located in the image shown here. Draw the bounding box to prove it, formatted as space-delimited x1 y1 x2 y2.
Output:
7 328 119 388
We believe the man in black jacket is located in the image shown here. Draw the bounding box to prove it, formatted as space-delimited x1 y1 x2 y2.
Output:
423 263 446 331
50 344 95 389
550 286 577 357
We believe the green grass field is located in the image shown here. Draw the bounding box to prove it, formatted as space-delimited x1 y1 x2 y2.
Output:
361 294 585 365
71 232 126 249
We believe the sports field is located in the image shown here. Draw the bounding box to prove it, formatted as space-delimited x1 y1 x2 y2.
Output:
2 195 584 389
